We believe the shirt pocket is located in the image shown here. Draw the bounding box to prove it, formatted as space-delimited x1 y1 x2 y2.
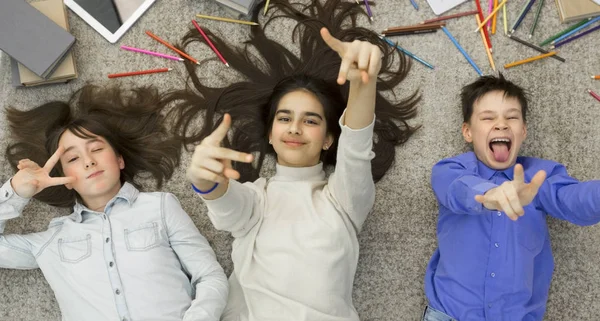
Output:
58 234 92 263
515 212 546 253
124 222 160 251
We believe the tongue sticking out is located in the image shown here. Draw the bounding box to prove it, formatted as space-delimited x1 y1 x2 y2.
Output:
491 142 510 162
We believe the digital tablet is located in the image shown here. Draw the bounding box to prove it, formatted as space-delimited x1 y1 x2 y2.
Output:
426 0 469 16
64 0 157 43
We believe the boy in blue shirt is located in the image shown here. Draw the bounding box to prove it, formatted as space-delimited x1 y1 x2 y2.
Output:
423 74 600 321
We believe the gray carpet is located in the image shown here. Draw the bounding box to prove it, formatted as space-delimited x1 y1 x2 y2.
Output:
1 0 600 320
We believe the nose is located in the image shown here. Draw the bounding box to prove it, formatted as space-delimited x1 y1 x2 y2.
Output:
288 122 302 135
494 123 508 131
85 160 97 169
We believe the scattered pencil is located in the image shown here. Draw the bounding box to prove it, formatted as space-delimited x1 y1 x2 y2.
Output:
475 0 492 51
502 2 508 35
589 89 600 103
421 10 478 25
146 31 199 64
539 18 592 46
487 0 493 30
379 35 434 69
410 0 419 10
385 22 445 33
191 20 229 67
511 0 536 34
363 0 374 22
504 51 556 69
551 16 600 45
474 0 508 33
195 13 259 26
382 29 438 36
551 24 600 49
441 26 483 76
529 0 545 38
120 45 184 62
476 15 496 71
592 75 600 80
108 68 172 79
492 0 498 35
264 0 270 15
506 34 565 62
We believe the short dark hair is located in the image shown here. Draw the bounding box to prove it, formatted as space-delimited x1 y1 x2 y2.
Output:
460 73 528 123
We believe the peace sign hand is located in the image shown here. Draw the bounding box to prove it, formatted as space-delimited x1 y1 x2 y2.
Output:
187 114 254 190
320 28 382 85
11 147 76 198
475 164 547 221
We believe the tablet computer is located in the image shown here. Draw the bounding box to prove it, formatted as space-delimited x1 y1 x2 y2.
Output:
426 0 469 15
64 0 156 43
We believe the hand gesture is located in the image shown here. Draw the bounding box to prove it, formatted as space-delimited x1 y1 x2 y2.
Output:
320 27 382 85
475 164 546 221
187 114 254 190
11 147 76 198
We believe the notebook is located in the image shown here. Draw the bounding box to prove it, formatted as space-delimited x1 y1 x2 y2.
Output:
0 0 76 78
11 0 78 87
216 0 258 16
555 0 600 23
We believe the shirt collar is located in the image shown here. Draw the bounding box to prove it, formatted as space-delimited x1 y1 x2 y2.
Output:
71 182 139 222
477 159 516 181
274 162 326 182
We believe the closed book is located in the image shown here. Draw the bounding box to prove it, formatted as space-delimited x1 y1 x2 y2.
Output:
555 0 600 23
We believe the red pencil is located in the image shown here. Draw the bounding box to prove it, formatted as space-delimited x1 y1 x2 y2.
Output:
108 68 172 78
475 0 493 51
589 89 600 103
145 30 199 64
192 20 229 67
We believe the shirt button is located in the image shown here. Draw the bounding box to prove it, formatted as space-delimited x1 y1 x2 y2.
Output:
497 211 502 216
105 237 110 243
102 215 107 220
109 262 114 267
488 304 492 309
494 243 499 248
115 289 121 295
491 272 496 278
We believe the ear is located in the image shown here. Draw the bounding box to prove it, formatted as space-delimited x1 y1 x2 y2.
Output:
324 133 334 150
462 122 473 143
523 123 527 140
118 155 125 170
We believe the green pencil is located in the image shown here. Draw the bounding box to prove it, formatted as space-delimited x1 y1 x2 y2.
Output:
539 18 591 46
529 0 545 38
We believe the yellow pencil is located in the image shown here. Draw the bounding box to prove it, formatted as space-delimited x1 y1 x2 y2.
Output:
492 0 498 34
503 2 508 35
504 52 557 69
476 15 496 71
196 14 259 26
474 0 508 32
264 0 270 15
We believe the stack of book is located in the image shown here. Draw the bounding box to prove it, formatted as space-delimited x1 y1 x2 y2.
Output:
216 0 259 17
1 0 77 87
555 0 600 23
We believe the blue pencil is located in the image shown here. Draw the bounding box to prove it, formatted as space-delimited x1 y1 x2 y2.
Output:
551 16 600 44
510 0 536 34
410 0 419 10
440 26 483 76
379 36 434 69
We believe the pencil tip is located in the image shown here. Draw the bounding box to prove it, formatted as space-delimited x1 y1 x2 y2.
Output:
370 17 374 22
592 76 595 79
225 63 230 67
168 68 173 71
196 62 200 65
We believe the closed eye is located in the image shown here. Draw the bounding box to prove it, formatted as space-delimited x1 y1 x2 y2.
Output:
68 157 79 163
92 148 103 152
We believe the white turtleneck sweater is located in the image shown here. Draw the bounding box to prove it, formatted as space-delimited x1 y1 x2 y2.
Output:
204 114 375 321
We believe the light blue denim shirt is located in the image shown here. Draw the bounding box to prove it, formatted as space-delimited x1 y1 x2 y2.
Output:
0 180 228 321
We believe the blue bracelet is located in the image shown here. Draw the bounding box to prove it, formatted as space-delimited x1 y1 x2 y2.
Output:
191 182 219 194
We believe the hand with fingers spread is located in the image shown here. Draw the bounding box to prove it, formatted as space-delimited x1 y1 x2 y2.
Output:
475 164 547 221
10 147 76 199
187 114 254 194
320 28 382 85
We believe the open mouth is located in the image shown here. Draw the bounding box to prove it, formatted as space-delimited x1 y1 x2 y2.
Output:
489 138 512 163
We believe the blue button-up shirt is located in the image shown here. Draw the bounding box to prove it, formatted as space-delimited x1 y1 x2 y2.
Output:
0 180 228 321
425 152 600 321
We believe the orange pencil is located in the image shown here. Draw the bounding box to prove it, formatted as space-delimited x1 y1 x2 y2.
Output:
108 68 172 78
145 30 199 64
504 52 557 69
476 15 495 71
491 0 498 34
592 75 600 80
191 20 229 67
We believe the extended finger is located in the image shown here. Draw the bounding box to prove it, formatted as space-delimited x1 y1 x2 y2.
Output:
513 163 525 186
528 170 547 191
337 52 356 85
320 28 345 56
207 146 253 163
505 184 525 217
43 146 65 173
47 176 76 187
206 114 232 145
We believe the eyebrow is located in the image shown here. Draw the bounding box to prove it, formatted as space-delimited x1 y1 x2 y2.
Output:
275 109 324 120
63 138 104 154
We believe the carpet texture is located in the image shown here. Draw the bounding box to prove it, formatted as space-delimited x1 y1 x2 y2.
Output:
1 0 600 320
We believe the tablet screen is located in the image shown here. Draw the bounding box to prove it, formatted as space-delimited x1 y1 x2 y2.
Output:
70 0 145 33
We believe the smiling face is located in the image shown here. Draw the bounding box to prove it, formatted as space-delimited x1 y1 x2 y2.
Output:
462 90 527 170
58 129 124 208
269 90 333 167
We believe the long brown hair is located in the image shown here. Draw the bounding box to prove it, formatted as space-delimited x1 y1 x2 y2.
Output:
5 85 181 208
166 0 421 182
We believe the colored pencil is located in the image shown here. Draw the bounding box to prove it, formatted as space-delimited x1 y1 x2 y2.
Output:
363 0 373 21
539 18 592 46
475 0 493 51
421 10 478 24
589 89 600 103
529 0 545 38
145 31 199 64
551 24 600 49
264 0 270 15
476 15 496 71
441 26 483 76
195 13 259 26
506 34 565 62
487 0 493 30
492 0 498 34
385 22 445 32
474 0 508 32
108 68 172 79
503 51 556 69
592 75 600 80
503 2 508 35
120 45 184 62
379 36 434 69
511 0 536 34
551 16 600 44
191 20 229 67
382 29 438 36
410 0 419 10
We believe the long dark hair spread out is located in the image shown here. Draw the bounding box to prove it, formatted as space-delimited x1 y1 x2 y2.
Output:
5 85 180 208
167 0 421 182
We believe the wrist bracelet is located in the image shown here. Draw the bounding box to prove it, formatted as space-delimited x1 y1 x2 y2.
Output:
191 182 219 194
